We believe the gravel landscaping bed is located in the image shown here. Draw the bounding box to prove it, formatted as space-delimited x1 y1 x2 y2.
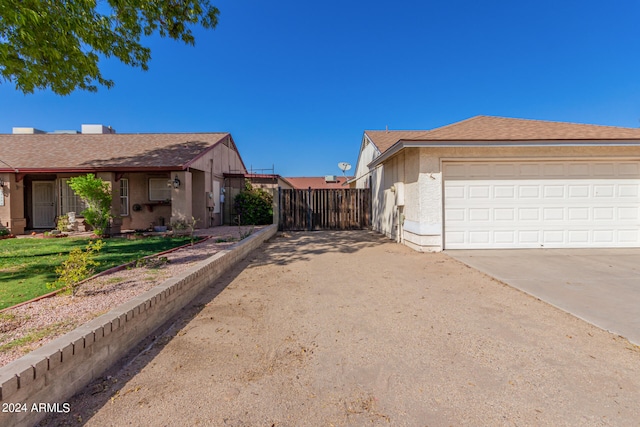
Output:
0 226 260 367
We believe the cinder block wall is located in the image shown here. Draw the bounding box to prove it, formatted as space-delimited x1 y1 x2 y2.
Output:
0 224 277 427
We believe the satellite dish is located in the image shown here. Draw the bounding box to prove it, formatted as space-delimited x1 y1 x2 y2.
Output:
338 162 352 176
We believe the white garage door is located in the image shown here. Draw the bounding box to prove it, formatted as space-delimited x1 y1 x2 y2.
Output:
444 161 640 249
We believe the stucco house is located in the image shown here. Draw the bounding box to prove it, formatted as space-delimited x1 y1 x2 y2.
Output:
0 125 246 235
354 116 640 251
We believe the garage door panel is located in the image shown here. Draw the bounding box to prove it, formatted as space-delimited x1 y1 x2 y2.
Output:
568 207 589 220
568 163 590 176
619 207 639 220
620 163 640 175
494 231 516 244
543 186 564 197
619 185 639 197
494 208 515 221
594 185 615 197
494 185 516 198
569 185 590 198
469 185 490 198
543 208 564 220
568 230 589 243
543 230 564 243
619 230 639 242
519 164 540 176
444 161 640 249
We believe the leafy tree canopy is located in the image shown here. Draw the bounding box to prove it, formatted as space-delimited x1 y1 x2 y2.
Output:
0 0 219 95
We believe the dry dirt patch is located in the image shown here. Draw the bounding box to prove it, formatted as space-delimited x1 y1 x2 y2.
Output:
39 231 640 426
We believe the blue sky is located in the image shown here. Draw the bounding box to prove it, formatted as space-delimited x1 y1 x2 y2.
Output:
2 1 640 176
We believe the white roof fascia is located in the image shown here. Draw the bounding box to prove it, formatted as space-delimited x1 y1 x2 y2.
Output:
350 132 382 184
368 139 640 169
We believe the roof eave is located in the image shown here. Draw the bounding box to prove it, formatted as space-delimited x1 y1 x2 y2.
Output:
0 166 183 174
367 139 640 168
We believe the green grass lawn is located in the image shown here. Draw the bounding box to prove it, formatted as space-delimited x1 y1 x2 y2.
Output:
0 236 198 310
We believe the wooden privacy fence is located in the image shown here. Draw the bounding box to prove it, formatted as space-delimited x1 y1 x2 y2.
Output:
279 188 371 231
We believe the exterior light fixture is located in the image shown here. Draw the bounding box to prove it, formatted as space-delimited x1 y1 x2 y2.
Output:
173 175 181 189
0 177 4 188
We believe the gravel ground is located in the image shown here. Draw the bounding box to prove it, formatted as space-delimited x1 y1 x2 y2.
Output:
37 230 640 427
0 226 261 367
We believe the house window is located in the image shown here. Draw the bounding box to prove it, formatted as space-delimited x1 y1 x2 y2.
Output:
120 179 129 216
149 178 171 201
60 179 86 215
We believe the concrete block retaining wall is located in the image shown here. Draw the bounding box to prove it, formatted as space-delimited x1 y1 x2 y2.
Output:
0 224 277 427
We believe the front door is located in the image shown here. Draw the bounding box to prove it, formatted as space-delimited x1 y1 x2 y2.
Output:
33 181 56 228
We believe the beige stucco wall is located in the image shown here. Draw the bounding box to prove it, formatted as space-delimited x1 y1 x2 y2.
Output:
186 139 245 228
120 173 172 230
354 137 379 189
0 173 26 234
375 144 640 252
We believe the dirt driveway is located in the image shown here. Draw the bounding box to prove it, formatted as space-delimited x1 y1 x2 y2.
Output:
43 231 640 426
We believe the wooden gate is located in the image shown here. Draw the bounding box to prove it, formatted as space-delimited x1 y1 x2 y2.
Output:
279 188 371 231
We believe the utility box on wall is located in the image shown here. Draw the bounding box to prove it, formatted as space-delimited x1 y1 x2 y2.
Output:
394 182 405 206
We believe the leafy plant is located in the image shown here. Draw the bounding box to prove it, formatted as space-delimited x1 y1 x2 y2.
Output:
68 174 113 236
171 216 197 234
239 226 254 240
56 216 69 232
0 228 9 237
50 239 105 296
233 180 273 225
1 1 220 94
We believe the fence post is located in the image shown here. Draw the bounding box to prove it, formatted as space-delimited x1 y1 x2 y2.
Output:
307 186 312 231
277 186 282 230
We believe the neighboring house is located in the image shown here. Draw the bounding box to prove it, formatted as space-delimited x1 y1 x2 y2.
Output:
355 115 640 251
285 176 352 189
220 172 291 224
0 125 247 235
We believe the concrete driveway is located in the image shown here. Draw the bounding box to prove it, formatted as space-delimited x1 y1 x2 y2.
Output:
447 248 640 345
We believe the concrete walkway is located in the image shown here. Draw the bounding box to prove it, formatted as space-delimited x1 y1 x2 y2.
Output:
447 248 640 345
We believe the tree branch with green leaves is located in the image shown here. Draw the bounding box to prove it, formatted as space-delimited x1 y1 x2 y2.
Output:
0 0 220 95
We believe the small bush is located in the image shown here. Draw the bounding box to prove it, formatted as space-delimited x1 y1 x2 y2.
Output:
68 174 112 235
56 216 69 232
233 180 273 225
50 239 105 296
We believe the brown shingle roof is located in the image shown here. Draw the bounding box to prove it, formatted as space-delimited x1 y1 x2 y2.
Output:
365 116 640 155
364 130 431 153
411 116 640 142
0 133 230 171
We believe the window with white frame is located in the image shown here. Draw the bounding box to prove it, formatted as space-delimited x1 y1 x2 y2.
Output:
120 178 129 216
148 178 171 201
59 179 86 215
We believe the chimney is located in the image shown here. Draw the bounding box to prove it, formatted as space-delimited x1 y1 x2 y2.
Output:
12 127 46 134
81 124 116 134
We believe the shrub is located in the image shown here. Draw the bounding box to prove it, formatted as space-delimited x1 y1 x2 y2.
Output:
56 215 69 232
233 180 273 225
51 239 105 296
68 174 112 235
